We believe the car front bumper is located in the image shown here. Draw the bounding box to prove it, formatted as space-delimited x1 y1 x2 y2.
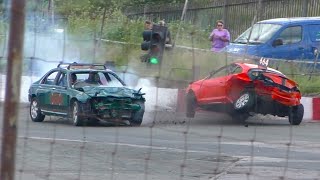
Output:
271 89 301 107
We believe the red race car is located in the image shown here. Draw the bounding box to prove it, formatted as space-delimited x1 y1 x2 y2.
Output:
185 62 304 125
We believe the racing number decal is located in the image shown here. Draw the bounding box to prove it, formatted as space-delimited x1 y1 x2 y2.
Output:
259 57 269 67
50 93 63 105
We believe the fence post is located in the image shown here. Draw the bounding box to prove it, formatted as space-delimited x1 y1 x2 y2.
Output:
0 0 26 180
222 0 229 26
302 0 309 17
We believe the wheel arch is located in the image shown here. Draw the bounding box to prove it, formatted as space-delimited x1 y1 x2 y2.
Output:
29 94 37 102
186 89 197 101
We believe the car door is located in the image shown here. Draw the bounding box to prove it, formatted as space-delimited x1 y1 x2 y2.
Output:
271 25 305 59
306 24 320 60
198 66 230 104
52 72 69 115
37 70 60 111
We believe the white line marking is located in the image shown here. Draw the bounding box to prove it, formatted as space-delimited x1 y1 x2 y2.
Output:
20 136 214 154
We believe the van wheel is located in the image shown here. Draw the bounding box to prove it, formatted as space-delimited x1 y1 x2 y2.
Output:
288 104 304 125
186 92 196 118
234 91 254 111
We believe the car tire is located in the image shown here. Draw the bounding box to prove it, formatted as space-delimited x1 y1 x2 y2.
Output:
234 91 254 112
186 92 196 118
288 104 304 125
71 101 84 126
130 101 145 126
30 97 45 122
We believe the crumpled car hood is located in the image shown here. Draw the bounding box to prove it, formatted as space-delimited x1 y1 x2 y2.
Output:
81 86 141 98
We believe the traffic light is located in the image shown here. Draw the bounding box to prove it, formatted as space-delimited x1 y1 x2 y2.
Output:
141 24 167 64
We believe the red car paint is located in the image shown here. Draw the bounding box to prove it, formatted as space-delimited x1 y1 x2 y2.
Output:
186 62 303 124
187 62 301 106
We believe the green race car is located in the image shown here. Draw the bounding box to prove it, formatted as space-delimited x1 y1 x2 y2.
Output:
28 62 145 126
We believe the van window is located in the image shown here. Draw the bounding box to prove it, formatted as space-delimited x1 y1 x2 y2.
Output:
234 23 282 44
277 26 302 45
308 24 320 42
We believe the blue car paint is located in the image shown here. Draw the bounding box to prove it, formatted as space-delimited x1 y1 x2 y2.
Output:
225 17 320 61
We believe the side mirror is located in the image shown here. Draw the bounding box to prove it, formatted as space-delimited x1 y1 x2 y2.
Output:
272 38 283 47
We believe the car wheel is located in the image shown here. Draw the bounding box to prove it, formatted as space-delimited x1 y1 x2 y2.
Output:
186 92 196 118
71 101 84 126
130 101 145 126
234 91 254 111
30 97 45 122
288 104 304 125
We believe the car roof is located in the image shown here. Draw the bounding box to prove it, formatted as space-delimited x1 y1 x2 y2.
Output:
67 69 115 73
55 62 115 74
236 62 285 76
257 17 320 25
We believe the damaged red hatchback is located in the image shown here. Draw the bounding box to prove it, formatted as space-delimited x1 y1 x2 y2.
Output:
185 62 304 125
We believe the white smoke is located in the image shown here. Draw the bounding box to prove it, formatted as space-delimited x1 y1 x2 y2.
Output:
24 29 82 77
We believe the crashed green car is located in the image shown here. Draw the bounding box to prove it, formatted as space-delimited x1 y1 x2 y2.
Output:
28 62 146 126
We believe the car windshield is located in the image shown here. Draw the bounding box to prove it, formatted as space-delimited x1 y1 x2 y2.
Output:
234 23 282 44
70 71 124 88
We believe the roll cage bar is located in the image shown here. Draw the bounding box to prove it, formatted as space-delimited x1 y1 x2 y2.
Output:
57 62 107 70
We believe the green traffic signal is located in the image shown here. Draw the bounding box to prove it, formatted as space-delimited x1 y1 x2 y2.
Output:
149 57 159 64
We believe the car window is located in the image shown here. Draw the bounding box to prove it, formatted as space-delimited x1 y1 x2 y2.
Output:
41 71 59 85
234 23 282 44
210 66 229 78
277 26 302 45
57 73 67 87
229 64 242 74
308 24 320 42
105 72 124 87
70 71 125 88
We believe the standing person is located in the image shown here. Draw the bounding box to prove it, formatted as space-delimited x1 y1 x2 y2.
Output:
144 20 153 30
209 20 230 52
159 20 172 45
141 20 153 62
